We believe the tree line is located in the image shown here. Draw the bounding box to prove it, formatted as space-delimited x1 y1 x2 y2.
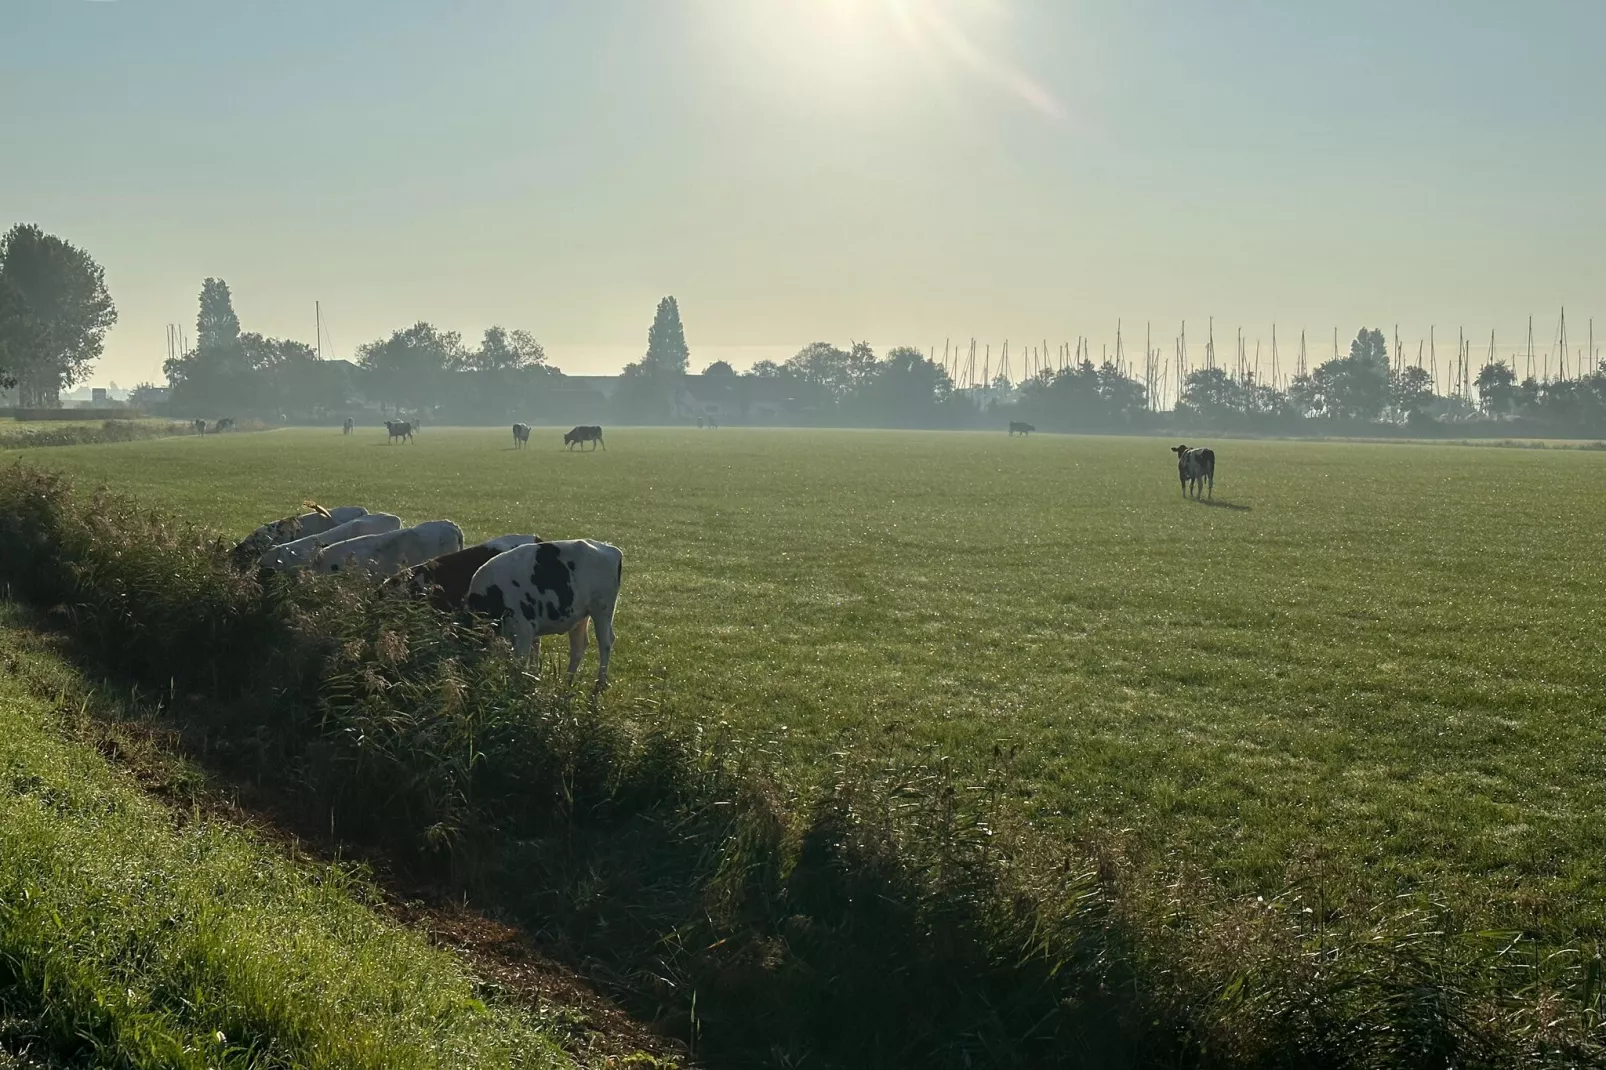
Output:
6 222 1606 436
1174 327 1606 436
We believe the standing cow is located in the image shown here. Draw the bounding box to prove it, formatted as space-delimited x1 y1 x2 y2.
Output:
193 418 206 435
1009 421 1036 436
512 423 531 449
342 418 355 435
385 420 414 443
563 425 605 451
1171 444 1216 500
466 539 622 687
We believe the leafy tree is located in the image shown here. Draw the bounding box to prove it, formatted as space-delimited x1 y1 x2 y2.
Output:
744 359 784 379
643 296 689 376
1474 361 1516 418
356 322 464 412
853 345 951 425
470 326 546 373
1299 328 1391 421
127 382 167 411
195 278 241 356
0 224 116 406
1389 366 1435 423
703 360 735 377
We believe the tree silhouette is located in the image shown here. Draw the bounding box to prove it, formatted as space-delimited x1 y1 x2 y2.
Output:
0 224 116 406
643 296 689 375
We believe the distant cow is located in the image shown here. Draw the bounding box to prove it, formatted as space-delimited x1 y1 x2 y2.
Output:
385 534 541 610
563 425 604 451
512 423 531 449
385 420 414 443
229 504 368 568
193 418 206 435
466 539 623 687
1008 421 1035 436
1171 444 1216 499
342 418 354 435
213 418 235 434
258 513 404 573
310 520 465 577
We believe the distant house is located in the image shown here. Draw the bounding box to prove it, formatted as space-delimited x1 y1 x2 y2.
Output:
675 373 806 424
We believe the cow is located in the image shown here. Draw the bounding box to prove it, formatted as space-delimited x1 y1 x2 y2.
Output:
257 513 404 573
1171 444 1216 500
512 423 531 449
563 425 604 451
342 418 355 435
384 534 541 610
465 539 622 687
193 418 206 435
309 520 465 577
214 418 235 433
1009 421 1035 436
229 504 368 568
385 420 414 443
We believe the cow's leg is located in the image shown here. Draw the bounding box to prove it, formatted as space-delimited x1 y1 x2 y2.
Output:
566 617 590 681
591 603 616 688
598 436 605 451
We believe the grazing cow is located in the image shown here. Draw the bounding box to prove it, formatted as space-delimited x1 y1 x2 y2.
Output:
257 513 403 573
214 418 235 433
384 534 541 610
563 425 604 451
310 520 465 577
466 539 623 686
385 420 414 443
342 418 354 435
229 504 367 568
193 418 206 435
1171 444 1216 499
1008 421 1036 436
512 423 531 449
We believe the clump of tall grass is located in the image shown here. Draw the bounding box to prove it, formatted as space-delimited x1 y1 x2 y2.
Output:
0 420 195 451
0 459 1601 1068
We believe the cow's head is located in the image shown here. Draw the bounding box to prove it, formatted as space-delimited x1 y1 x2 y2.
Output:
1171 444 1188 457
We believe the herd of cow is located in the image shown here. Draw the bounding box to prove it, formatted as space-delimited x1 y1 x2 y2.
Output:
230 504 622 686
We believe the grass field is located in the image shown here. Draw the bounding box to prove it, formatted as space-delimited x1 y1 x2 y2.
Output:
0 605 578 1070
13 425 1606 954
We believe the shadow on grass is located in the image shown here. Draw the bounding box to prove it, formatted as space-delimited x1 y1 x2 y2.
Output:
2 609 1166 1070
1193 498 1252 512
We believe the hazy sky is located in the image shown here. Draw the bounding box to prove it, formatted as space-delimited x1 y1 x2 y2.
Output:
5 1 1605 387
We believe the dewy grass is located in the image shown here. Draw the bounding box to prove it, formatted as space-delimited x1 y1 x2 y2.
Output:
4 430 1606 1066
0 610 571 1070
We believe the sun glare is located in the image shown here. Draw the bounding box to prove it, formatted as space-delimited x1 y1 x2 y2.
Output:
705 0 1062 122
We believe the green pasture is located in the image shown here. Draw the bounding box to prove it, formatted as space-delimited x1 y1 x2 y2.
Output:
17 426 1606 946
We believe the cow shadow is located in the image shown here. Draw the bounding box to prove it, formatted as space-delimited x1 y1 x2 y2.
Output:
1192 498 1252 512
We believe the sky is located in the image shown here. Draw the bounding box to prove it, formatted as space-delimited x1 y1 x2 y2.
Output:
4 0 1605 390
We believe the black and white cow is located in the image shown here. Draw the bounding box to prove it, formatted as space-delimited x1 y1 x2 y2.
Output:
386 420 414 443
512 423 531 449
1171 444 1215 499
342 418 355 435
563 425 604 451
465 539 622 686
